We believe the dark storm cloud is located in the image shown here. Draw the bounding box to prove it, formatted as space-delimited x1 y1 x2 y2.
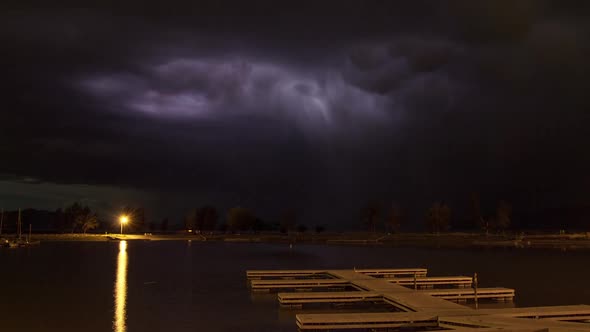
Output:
1 1 590 225
78 57 389 131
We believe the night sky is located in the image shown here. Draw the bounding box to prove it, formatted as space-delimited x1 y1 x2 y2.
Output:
2 1 590 227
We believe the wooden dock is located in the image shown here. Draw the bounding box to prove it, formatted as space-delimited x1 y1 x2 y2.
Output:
352 268 427 278
295 310 590 331
296 312 441 330
278 291 383 306
279 288 514 307
250 276 473 292
247 269 332 280
250 279 350 292
419 287 515 301
246 267 426 280
387 275 473 288
246 267 590 331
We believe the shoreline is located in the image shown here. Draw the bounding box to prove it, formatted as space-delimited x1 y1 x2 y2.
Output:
5 232 590 251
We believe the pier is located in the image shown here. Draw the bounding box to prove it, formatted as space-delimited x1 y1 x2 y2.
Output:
246 267 590 331
278 288 514 307
250 279 350 292
246 268 426 280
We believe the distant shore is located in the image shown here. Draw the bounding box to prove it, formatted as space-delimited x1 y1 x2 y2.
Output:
7 232 590 250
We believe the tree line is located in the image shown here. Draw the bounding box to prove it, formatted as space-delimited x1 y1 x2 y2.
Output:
0 203 100 234
183 205 326 234
0 203 168 234
12 192 590 234
361 196 513 234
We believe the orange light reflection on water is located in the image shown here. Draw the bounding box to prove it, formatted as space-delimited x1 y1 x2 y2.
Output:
114 241 128 332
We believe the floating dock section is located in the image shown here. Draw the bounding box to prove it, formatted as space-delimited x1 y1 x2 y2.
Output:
246 267 590 331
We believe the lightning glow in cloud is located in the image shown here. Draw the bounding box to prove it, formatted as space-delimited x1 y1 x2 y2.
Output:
79 57 390 132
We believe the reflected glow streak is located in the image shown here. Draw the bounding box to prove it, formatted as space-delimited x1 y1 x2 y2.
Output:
114 241 128 332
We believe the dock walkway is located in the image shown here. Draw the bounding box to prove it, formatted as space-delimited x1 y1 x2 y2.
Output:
279 288 514 307
246 267 590 331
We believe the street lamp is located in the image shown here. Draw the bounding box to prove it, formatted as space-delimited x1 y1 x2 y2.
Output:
120 215 129 235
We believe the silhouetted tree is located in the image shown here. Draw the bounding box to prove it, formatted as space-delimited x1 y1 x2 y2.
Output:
63 203 99 233
469 192 488 233
186 206 219 231
279 209 297 233
134 207 146 232
197 205 218 231
64 202 84 233
495 200 512 232
426 202 451 233
80 212 99 233
297 224 308 233
386 203 402 233
314 225 325 233
227 207 256 231
361 201 381 232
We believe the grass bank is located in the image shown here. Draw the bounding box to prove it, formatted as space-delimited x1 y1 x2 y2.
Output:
15 232 590 250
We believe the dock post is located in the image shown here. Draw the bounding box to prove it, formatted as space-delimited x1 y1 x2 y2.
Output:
413 272 417 290
473 272 478 309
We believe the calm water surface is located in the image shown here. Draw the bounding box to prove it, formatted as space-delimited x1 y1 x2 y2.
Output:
1 241 589 331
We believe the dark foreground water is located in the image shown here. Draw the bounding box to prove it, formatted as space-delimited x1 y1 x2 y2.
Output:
1 241 589 332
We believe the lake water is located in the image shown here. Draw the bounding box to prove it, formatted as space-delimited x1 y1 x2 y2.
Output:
1 241 589 331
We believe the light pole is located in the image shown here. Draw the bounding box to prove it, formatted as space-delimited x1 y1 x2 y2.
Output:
120 215 129 235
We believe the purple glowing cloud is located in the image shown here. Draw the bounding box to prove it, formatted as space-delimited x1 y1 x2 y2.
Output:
78 56 392 133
